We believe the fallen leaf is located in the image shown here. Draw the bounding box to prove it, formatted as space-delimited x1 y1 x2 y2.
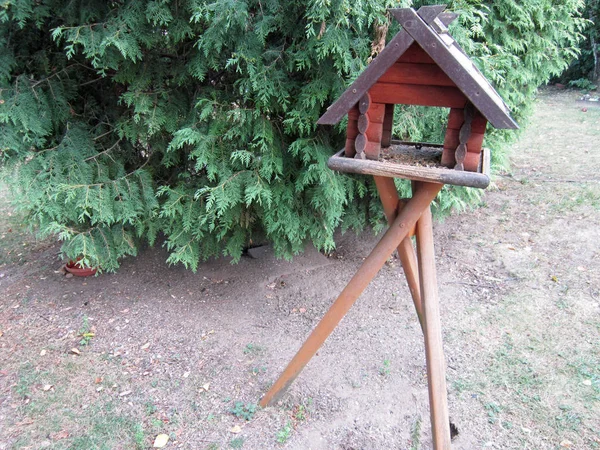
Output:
299 308 306 313
153 434 169 448
560 440 574 448
230 425 242 434
42 384 53 391
141 342 150 350
70 348 81 355
95 377 103 384
551 275 558 283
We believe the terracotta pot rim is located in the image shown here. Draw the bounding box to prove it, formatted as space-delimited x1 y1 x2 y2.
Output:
65 260 98 277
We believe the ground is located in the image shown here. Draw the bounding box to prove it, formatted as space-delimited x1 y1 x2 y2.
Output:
0 89 599 449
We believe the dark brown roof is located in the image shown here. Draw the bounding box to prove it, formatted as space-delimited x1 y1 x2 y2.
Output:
318 6 518 130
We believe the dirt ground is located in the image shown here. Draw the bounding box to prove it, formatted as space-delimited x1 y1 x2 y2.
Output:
1 88 599 450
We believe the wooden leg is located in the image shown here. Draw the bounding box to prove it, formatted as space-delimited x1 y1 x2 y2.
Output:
415 187 451 450
374 176 423 328
260 182 443 407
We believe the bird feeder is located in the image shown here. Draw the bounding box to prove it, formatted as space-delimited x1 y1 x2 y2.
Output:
261 6 518 449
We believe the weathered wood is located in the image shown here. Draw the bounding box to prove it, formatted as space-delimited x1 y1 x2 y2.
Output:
379 62 455 87
328 148 490 189
366 102 386 123
415 192 451 450
397 42 436 64
345 105 360 157
365 124 383 143
454 103 474 171
355 134 368 156
482 146 491 177
345 138 356 158
382 104 395 147
359 93 371 114
442 107 486 170
443 129 485 151
358 114 370 134
370 82 467 108
446 108 487 132
442 148 485 173
390 7 518 129
317 6 462 125
355 134 381 160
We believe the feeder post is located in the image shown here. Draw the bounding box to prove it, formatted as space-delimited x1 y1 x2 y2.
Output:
415 182 451 449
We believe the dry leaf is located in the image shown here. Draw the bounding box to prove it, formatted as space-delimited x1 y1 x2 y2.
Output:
42 384 53 391
299 308 306 313
95 377 103 384
230 425 242 434
153 433 169 448
0 331 3 337
70 348 81 355
141 342 150 350
560 440 574 448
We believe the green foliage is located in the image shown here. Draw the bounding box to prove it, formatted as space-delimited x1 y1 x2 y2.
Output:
568 77 598 90
230 402 257 421
0 0 587 271
276 421 293 444
558 0 598 83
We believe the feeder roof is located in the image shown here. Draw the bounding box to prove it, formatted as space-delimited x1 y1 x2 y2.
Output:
318 5 518 130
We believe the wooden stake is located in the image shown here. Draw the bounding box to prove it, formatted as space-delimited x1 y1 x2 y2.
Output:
415 185 451 449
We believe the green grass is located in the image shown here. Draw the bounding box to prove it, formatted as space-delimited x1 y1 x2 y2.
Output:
276 421 293 444
410 416 422 450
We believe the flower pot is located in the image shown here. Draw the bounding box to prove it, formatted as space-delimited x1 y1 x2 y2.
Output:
65 260 97 277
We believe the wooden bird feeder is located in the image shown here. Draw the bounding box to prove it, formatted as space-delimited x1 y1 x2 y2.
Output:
261 6 518 449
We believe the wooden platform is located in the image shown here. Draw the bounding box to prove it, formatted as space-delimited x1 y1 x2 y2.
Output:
327 141 491 189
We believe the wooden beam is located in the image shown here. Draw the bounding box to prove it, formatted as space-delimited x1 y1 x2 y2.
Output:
397 42 435 64
415 193 452 449
370 82 467 108
381 104 395 147
379 62 456 87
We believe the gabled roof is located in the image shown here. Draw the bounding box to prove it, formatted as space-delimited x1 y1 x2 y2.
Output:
318 5 518 129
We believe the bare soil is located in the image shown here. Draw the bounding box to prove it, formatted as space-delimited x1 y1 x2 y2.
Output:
1 88 599 449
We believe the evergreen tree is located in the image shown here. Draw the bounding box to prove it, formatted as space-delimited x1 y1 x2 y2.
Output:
0 0 587 271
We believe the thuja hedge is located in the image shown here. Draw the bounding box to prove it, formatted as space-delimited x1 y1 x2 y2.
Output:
0 1 586 271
